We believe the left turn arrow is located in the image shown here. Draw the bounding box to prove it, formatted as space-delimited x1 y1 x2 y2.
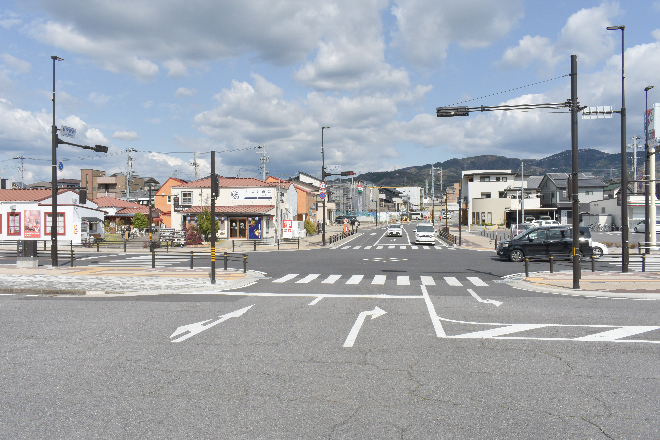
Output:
170 305 254 343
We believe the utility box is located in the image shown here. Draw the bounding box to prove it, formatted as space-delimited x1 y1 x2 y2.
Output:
17 240 38 257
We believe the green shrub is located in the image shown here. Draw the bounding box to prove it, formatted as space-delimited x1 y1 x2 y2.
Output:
304 219 317 235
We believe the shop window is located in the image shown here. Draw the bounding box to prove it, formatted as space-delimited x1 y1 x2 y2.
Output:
181 191 193 205
44 213 65 235
8 212 20 235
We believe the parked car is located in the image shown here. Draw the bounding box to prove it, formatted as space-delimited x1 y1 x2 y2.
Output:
511 222 534 237
532 219 560 227
497 225 593 262
386 224 403 237
414 223 436 245
591 241 608 258
633 220 660 233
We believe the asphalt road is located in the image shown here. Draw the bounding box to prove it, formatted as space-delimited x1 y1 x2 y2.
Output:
2 224 659 439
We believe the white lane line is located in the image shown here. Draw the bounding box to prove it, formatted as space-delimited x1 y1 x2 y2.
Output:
400 246 407 249
364 246 372 249
411 245 418 249
273 273 298 283
296 274 320 284
397 276 410 286
353 246 362 249
448 324 550 339
372 275 386 285
444 277 463 286
420 276 435 286
467 277 488 287
342 246 351 249
377 246 383 249
346 275 364 285
467 288 502 307
421 285 446 338
308 296 324 305
575 326 660 342
321 274 342 284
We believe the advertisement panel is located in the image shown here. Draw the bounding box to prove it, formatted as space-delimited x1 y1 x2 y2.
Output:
24 210 41 238
248 217 262 239
282 219 293 238
646 103 659 140
230 188 273 201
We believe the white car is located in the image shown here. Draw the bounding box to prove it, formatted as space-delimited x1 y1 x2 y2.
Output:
633 220 660 233
591 241 608 258
414 223 436 245
386 224 403 237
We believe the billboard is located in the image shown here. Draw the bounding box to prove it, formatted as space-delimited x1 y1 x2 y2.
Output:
645 103 659 140
24 210 41 238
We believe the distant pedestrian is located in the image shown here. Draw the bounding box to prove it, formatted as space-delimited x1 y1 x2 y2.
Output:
355 220 360 232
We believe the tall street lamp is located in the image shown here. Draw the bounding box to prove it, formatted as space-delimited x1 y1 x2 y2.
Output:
607 25 629 272
321 126 329 246
51 55 63 266
645 85 655 253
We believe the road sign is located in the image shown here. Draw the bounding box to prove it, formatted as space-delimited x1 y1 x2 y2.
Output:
327 165 341 172
319 182 326 190
61 126 76 138
319 192 326 199
58 161 64 171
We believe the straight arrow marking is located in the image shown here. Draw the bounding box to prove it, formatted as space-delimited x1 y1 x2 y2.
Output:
468 289 502 307
343 306 387 347
170 305 254 343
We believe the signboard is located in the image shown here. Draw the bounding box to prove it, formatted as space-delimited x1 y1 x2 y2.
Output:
61 126 76 138
319 192 326 199
282 219 293 238
230 188 274 201
319 182 326 190
357 184 363 193
646 104 659 140
58 161 64 172
248 217 262 239
24 210 41 238
327 165 342 173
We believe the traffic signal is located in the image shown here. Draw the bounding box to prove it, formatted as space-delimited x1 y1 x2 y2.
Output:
94 144 108 153
211 174 219 198
340 171 354 176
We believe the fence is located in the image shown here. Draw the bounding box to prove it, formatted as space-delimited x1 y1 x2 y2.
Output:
520 252 653 276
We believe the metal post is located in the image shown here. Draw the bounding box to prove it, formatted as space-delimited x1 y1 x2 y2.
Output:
70 241 73 267
570 54 581 289
190 251 193 269
591 255 595 272
549 255 554 273
211 151 216 285
151 250 155 269
321 126 329 246
224 252 228 270
642 254 646 272
243 254 247 273
148 184 153 242
51 56 62 267
524 258 529 277
253 240 257 251
96 241 99 252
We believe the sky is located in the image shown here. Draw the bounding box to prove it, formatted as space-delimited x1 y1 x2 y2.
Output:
1 0 660 186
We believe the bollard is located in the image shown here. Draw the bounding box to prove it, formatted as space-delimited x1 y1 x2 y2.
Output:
70 242 74 267
277 239 280 250
151 250 155 268
297 236 300 249
97 241 100 252
232 240 235 252
495 237 497 250
124 240 127 253
524 258 529 277
642 254 646 272
591 255 595 272
190 251 194 269
44 240 47 251
243 254 247 273
224 252 228 270
549 255 554 273
166 241 169 253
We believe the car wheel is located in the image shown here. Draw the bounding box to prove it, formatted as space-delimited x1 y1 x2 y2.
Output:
593 246 603 258
509 249 524 262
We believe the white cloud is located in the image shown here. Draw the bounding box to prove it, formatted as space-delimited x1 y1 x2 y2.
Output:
142 100 154 108
499 2 620 71
174 87 197 98
88 92 111 105
391 0 524 67
163 59 189 78
147 152 187 167
111 130 140 141
653 29 660 40
145 117 160 124
1 54 32 74
0 11 21 29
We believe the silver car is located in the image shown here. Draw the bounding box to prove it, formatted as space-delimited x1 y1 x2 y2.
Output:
386 224 403 237
414 223 436 245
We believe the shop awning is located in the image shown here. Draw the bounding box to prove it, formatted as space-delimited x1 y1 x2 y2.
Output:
82 217 104 223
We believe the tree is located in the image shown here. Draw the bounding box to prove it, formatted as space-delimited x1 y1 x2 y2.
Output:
132 212 148 230
197 208 220 241
304 218 316 235
185 223 203 246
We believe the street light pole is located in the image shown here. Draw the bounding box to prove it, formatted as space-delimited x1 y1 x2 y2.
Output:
51 55 63 266
321 126 329 246
607 25 629 272
645 86 654 253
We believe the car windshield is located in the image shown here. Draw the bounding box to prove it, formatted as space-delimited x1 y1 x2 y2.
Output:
389 224 401 229
416 225 434 232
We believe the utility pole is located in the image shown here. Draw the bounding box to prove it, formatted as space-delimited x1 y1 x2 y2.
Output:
629 136 640 192
431 165 435 225
210 151 218 284
12 156 24 187
521 161 525 222
192 152 199 181
257 146 269 180
644 86 654 253
125 148 137 199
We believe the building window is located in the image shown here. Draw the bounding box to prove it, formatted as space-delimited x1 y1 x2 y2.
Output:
44 213 65 235
480 176 490 182
502 177 507 182
601 207 606 214
585 190 593 195
7 212 20 236
181 191 193 205
481 192 491 198
495 177 501 181
167 195 172 204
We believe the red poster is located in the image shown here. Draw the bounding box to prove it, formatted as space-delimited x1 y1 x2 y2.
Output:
24 210 41 238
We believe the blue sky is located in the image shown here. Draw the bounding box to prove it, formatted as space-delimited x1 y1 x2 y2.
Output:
1 1 660 185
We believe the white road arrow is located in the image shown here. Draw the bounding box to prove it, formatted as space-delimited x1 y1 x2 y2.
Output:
343 306 387 347
468 289 502 307
170 305 254 343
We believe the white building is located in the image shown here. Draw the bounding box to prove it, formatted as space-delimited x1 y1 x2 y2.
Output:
461 170 526 225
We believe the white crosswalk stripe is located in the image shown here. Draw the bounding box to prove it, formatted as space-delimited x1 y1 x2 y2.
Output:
336 244 447 251
269 273 489 287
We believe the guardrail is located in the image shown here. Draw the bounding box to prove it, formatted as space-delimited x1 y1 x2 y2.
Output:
438 228 457 245
520 252 653 276
327 229 356 244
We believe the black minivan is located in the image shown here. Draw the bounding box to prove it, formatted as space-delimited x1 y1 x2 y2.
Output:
497 225 592 262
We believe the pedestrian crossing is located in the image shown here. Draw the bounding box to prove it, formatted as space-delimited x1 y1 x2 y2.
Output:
606 255 660 272
337 244 449 250
270 273 490 287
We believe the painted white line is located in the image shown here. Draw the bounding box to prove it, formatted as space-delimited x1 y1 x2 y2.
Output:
346 275 364 285
0 294 16 296
420 276 435 286
388 245 395 249
400 246 407 250
411 245 418 249
272 274 298 283
343 306 387 347
397 276 410 286
377 246 383 249
372 275 386 285
170 305 254 343
296 274 320 284
364 246 372 249
448 324 549 339
321 274 342 284
444 277 462 286
342 246 351 249
467 277 488 287
200 291 423 299
421 285 446 338
467 288 502 307
575 326 660 342
308 296 324 305
353 246 362 249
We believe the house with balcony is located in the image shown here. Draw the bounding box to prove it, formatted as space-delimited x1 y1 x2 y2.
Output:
538 172 606 224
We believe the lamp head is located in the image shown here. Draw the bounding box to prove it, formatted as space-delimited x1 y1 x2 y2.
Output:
51 56 63 61
606 25 624 30
645 86 655 92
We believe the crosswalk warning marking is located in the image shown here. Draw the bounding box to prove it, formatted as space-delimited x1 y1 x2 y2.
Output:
322 274 342 284
575 326 660 342
353 246 361 249
346 275 364 285
397 276 410 286
377 246 383 249
273 274 299 283
411 246 418 249
467 277 488 287
364 246 372 249
421 276 435 286
296 274 320 284
372 275 386 285
444 276 463 286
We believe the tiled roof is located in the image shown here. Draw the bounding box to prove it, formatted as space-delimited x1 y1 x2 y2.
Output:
93 196 143 208
176 177 275 188
113 206 160 216
180 205 275 214
0 189 71 202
